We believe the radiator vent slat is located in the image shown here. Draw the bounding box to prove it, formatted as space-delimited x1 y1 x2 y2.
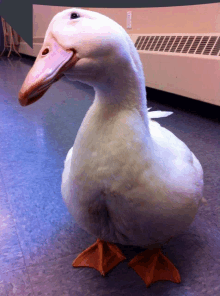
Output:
134 36 141 48
176 36 188 53
136 36 145 50
145 36 154 50
196 36 209 54
140 36 150 50
164 36 175 52
203 36 217 55
160 36 170 51
170 36 182 52
154 36 165 51
149 36 159 51
211 36 220 56
134 34 220 56
182 36 194 53
188 36 202 54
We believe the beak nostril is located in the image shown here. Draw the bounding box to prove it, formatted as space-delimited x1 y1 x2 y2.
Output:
42 48 49 55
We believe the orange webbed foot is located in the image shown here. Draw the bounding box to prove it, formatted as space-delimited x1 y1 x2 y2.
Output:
128 248 181 287
73 239 126 276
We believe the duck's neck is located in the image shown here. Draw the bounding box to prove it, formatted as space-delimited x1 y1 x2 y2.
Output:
93 59 149 128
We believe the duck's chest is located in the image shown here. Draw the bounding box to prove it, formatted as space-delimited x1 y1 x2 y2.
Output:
66 106 152 193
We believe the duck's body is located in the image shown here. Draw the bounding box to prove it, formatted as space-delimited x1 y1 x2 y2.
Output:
19 8 203 287
62 100 202 248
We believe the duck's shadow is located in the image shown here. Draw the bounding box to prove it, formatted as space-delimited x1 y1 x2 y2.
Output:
114 220 207 275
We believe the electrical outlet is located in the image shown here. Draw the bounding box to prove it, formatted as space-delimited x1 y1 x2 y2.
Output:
127 11 132 29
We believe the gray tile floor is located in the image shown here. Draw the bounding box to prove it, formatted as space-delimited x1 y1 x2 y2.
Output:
0 54 220 296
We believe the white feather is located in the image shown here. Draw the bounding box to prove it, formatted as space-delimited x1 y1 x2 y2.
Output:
148 111 173 119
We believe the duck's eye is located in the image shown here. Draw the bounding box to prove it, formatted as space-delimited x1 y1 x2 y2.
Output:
70 12 80 19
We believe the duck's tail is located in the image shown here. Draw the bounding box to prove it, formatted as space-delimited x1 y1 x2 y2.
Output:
148 108 173 119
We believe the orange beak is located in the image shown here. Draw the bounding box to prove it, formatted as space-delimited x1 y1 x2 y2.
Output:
18 37 79 106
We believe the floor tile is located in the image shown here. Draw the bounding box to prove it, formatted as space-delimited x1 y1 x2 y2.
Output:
1 267 34 296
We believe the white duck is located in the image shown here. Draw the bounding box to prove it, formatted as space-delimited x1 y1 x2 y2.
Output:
18 8 204 287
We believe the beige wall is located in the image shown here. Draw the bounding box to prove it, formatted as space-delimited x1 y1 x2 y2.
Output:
33 5 72 37
89 4 220 34
33 3 220 39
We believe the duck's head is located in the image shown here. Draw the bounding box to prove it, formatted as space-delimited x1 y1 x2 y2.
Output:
19 8 145 107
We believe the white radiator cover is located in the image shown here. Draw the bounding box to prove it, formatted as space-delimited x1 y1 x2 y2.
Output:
130 33 220 106
19 33 220 106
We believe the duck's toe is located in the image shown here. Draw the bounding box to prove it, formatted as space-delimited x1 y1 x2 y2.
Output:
73 238 126 276
128 248 181 287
